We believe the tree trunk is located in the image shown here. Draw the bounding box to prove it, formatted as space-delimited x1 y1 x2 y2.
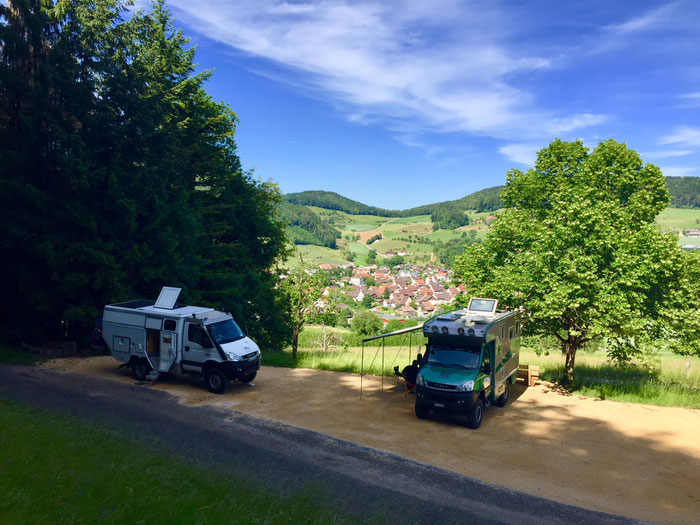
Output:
292 326 299 359
563 342 577 384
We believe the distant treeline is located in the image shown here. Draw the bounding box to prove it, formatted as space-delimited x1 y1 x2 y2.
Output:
0 1 291 349
666 176 700 208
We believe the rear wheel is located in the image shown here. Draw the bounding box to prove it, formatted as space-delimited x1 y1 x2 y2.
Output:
240 372 257 383
415 402 429 420
205 368 227 394
496 383 509 407
131 358 150 381
467 397 484 429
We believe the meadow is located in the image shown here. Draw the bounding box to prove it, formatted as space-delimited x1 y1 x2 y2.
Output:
287 206 700 268
264 325 700 409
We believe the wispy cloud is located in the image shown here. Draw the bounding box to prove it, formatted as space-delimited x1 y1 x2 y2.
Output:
499 143 539 166
640 149 693 159
590 2 680 55
168 0 605 145
601 3 677 35
661 126 700 148
661 166 697 177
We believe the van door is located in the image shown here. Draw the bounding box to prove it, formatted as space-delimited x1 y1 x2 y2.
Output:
159 331 177 372
183 322 215 371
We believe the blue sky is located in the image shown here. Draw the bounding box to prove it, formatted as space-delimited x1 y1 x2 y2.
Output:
161 0 699 209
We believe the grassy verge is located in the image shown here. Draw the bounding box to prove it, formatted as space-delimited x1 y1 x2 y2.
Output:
0 398 352 524
0 346 38 366
520 348 700 408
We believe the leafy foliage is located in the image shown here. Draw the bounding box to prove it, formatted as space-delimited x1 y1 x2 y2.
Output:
350 309 383 337
454 139 693 382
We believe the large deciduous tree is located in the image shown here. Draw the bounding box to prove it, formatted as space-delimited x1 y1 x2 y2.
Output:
454 139 694 382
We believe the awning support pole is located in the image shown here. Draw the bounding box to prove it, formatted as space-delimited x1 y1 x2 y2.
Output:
360 341 364 399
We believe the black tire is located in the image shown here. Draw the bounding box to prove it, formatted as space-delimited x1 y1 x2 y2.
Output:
205 368 227 394
496 382 509 407
131 358 150 381
240 371 257 383
415 402 429 420
467 397 484 429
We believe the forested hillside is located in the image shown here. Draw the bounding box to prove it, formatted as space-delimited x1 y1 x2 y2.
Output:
0 0 291 349
666 176 700 208
283 190 398 216
277 201 340 248
402 186 505 215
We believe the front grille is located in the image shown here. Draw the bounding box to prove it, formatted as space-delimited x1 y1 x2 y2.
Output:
242 351 258 360
426 381 458 390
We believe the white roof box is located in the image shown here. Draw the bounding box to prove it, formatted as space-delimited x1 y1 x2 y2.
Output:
154 286 181 310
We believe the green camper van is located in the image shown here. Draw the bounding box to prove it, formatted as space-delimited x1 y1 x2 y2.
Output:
415 298 521 428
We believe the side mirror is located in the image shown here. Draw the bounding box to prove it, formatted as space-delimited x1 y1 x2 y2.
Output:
483 363 492 375
202 338 213 349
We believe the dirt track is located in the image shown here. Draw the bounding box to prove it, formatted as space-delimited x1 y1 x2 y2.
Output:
42 357 700 524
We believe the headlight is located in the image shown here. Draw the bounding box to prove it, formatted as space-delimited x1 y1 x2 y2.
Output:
416 373 425 386
227 353 242 361
457 380 474 392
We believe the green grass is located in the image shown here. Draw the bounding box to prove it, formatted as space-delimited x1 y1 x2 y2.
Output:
655 207 700 232
0 347 38 366
0 398 354 524
518 347 700 408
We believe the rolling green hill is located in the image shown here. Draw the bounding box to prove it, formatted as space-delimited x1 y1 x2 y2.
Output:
283 190 398 217
281 177 700 263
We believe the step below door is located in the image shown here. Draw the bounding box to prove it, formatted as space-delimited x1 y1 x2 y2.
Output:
159 331 177 372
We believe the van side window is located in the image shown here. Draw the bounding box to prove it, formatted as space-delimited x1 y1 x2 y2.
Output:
509 326 514 339
163 320 176 331
501 325 506 339
188 324 207 346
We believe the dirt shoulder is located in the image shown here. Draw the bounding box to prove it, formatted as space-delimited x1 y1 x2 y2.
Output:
42 357 700 524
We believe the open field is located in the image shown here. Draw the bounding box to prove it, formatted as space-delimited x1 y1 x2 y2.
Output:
0 397 344 524
655 207 700 231
287 206 700 268
38 357 700 524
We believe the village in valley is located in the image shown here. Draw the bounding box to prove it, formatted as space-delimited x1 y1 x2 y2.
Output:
312 262 463 321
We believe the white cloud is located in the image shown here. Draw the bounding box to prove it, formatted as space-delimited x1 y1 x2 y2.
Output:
640 149 693 159
601 3 676 35
499 144 538 166
168 0 605 142
661 126 700 148
661 166 697 177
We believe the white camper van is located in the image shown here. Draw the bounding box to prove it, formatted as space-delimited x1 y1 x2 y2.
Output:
102 287 260 394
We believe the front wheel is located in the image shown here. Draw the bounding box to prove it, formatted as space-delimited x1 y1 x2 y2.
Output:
496 383 509 407
240 372 257 383
205 368 228 394
415 402 429 420
466 397 484 429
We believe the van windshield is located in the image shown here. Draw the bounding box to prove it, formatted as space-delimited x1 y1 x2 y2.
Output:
426 346 481 370
207 319 245 345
